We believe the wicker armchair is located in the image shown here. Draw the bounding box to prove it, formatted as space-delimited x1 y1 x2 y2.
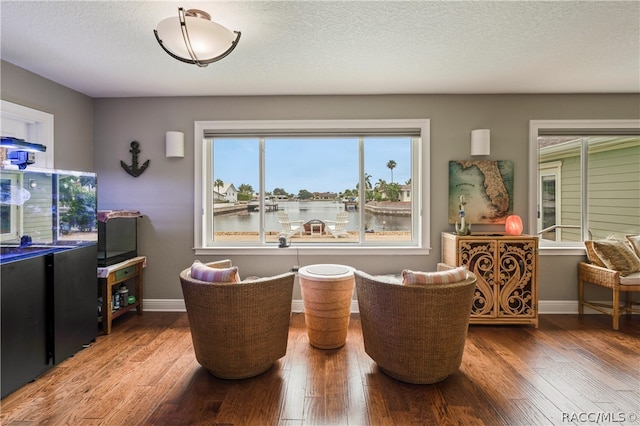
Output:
578 241 640 330
180 260 295 379
354 269 477 384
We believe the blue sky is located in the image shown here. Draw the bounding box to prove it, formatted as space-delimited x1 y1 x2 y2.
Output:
213 137 411 194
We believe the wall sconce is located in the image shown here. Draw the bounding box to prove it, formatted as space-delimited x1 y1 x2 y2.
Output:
505 215 523 236
471 129 490 156
154 8 241 67
166 131 184 158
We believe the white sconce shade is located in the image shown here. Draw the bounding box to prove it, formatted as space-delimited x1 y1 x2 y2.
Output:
166 131 184 158
471 129 490 156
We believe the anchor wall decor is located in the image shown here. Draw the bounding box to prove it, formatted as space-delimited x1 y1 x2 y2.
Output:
120 141 150 177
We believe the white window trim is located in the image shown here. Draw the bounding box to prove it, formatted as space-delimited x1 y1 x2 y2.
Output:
194 119 431 256
529 119 640 255
538 161 562 242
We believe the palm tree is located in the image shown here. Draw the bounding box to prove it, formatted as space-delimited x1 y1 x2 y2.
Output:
238 183 253 194
364 173 372 190
386 160 397 183
214 179 224 201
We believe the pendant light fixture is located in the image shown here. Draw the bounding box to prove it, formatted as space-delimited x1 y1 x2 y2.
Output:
154 7 241 67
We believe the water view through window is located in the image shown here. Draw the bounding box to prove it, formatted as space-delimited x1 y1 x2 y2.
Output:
211 135 415 244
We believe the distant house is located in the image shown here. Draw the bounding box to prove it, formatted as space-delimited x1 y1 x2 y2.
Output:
313 192 337 200
213 182 238 203
380 184 411 202
399 185 411 202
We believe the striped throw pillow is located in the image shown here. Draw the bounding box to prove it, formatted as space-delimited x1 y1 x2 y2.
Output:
592 239 640 277
191 260 240 283
402 266 467 285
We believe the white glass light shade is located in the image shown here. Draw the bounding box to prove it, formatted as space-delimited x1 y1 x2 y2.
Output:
154 8 240 67
471 129 490 156
166 131 184 158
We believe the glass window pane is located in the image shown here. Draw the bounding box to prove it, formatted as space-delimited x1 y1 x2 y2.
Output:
265 137 359 243
364 137 413 243
587 136 640 239
212 138 260 243
538 137 583 243
537 132 640 244
540 174 557 241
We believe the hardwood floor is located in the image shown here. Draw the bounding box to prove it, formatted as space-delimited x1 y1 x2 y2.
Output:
1 312 638 425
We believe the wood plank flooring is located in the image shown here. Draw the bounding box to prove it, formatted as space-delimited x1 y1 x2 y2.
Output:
1 312 638 425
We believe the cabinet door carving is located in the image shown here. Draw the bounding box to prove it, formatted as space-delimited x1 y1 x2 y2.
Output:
442 232 538 327
498 240 536 319
459 240 496 317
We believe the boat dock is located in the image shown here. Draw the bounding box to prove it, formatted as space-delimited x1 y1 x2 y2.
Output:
343 201 358 211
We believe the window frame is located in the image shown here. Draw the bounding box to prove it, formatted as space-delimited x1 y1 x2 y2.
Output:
194 119 431 256
528 119 640 255
0 172 20 241
537 161 562 242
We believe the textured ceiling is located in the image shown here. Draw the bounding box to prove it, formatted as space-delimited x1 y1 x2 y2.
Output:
1 1 639 98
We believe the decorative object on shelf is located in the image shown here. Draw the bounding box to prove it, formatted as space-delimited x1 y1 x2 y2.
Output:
505 214 523 235
471 129 490 156
120 141 150 177
448 160 514 224
154 7 241 67
454 195 472 235
165 131 184 158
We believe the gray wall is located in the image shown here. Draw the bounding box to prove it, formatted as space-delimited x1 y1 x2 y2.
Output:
4 60 639 305
1 61 94 172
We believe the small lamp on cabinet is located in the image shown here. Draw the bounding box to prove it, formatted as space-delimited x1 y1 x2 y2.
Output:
505 215 523 236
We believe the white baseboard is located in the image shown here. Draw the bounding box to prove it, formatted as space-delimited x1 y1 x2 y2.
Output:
143 299 603 315
143 299 186 312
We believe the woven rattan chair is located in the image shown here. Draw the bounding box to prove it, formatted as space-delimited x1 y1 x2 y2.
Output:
578 241 640 330
180 261 295 379
354 269 477 384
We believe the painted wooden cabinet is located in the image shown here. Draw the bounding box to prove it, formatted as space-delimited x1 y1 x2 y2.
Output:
442 232 538 327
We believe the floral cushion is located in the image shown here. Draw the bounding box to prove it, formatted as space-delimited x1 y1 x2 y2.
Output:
190 260 240 283
401 266 467 285
592 239 640 277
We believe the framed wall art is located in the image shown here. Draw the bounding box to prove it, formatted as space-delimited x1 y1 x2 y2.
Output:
448 160 514 224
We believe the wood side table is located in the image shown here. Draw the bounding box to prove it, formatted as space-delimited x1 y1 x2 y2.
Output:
97 256 146 334
299 264 355 349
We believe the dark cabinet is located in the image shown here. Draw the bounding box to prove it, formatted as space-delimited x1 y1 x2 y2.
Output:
51 245 98 363
1 255 51 399
1 244 97 398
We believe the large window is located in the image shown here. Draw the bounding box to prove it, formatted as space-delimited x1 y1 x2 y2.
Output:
529 120 640 250
194 119 430 254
